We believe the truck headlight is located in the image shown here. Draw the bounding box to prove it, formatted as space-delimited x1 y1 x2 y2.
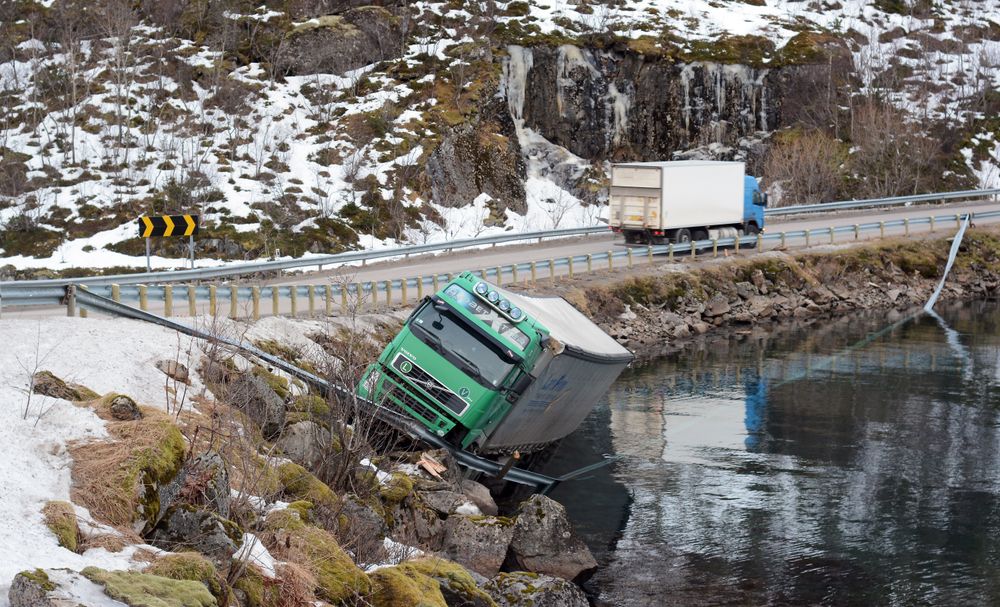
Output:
510 307 523 320
475 282 489 296
498 299 511 312
487 290 500 303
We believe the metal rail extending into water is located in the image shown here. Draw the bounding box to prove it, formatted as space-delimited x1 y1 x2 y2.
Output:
72 287 607 493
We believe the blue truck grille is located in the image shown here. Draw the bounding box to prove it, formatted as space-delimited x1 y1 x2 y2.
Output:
391 354 469 417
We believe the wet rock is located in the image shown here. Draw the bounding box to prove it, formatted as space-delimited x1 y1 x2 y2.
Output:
690 321 711 335
485 572 588 607
155 360 190 384
507 495 597 581
149 506 242 565
441 515 515 577
227 373 286 439
109 395 142 421
275 421 331 470
461 479 498 516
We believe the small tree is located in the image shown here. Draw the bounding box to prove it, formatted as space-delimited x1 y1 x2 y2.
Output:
763 129 845 206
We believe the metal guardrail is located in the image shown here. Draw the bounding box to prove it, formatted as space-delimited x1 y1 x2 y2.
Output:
2 188 997 294
45 208 993 320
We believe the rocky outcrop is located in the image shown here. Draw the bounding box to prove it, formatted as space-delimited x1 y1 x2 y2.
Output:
441 515 516 578
276 421 332 470
227 373 286 439
278 7 405 76
149 506 243 565
506 496 597 581
160 452 232 520
461 479 499 516
485 572 589 607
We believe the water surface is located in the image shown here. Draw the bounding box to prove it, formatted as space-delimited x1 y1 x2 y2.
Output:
543 301 1000 606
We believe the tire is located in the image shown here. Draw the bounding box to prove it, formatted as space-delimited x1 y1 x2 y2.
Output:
745 223 760 236
674 228 691 244
693 229 709 242
624 231 639 244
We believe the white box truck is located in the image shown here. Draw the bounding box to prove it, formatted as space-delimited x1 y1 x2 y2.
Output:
609 160 768 245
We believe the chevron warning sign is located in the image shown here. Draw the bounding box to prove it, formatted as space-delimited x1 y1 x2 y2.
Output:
138 215 199 238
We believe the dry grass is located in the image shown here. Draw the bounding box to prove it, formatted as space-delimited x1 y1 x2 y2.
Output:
273 562 318 607
80 533 135 553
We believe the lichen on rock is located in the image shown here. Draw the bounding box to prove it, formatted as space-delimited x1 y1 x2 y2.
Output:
41 500 80 553
82 566 217 607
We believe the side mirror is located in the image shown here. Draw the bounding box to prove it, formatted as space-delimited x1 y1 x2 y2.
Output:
510 373 533 395
762 192 769 207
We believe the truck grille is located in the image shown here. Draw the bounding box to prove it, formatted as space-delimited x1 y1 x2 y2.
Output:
385 383 449 432
391 354 470 417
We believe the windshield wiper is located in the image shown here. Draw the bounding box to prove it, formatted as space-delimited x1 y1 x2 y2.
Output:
412 323 444 353
452 351 485 384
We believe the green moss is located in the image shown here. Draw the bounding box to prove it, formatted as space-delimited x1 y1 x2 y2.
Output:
681 34 776 68
145 553 224 602
290 394 331 419
263 510 372 603
252 366 290 400
82 567 217 607
287 500 315 522
370 566 446 607
379 472 414 505
232 565 266 607
128 420 188 530
399 558 496 606
468 515 515 527
18 569 55 592
277 462 339 511
776 31 844 65
42 500 79 552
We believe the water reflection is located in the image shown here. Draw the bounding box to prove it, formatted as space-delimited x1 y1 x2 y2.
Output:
545 301 1000 606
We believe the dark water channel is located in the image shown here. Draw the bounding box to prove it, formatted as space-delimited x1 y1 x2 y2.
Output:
541 301 1000 606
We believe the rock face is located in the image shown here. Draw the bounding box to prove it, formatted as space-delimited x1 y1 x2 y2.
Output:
441 515 516 578
275 421 331 470
507 495 597 581
486 572 589 607
227 373 286 439
160 452 232 520
278 7 405 76
337 493 390 564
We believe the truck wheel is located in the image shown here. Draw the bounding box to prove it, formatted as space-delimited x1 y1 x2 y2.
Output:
674 228 691 244
624 231 638 244
693 229 709 242
746 223 760 236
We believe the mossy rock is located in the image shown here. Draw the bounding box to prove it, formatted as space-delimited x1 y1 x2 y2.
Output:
231 564 266 607
42 500 80 552
399 558 497 607
31 370 97 402
290 394 331 419
379 472 414 506
263 509 373 603
370 565 447 607
276 462 339 511
82 567 217 607
16 568 56 592
145 553 225 602
252 366 290 400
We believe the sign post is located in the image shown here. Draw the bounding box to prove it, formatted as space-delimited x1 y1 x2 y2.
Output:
138 214 200 271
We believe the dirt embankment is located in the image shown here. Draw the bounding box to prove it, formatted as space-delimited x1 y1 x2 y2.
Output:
509 230 1000 360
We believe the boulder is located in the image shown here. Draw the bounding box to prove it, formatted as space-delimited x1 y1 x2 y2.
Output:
704 294 731 317
275 421 331 470
389 498 445 551
227 373 286 439
277 7 404 76
690 321 711 335
8 570 56 607
507 495 596 581
149 506 242 565
750 268 767 292
735 281 757 300
337 493 390 564
485 572 588 607
31 371 91 402
460 479 498 516
109 395 142 421
160 452 232 519
441 515 516 578
155 360 190 384
419 490 465 516
747 295 774 318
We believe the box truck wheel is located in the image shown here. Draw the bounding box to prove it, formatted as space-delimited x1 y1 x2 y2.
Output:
745 223 760 236
674 228 691 244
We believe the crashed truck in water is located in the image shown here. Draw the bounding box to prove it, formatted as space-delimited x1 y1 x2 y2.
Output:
357 271 633 454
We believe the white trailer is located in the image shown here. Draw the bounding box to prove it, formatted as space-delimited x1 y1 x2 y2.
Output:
609 160 764 245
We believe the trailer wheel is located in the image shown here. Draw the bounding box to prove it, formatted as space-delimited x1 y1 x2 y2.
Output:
624 231 639 244
675 228 691 244
693 229 709 242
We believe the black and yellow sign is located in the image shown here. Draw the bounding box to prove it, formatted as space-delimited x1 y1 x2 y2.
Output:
138 215 199 238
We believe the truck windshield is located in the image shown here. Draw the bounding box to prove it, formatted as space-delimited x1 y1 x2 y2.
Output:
411 305 514 389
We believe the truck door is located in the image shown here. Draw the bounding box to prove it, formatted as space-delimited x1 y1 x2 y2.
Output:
610 166 662 229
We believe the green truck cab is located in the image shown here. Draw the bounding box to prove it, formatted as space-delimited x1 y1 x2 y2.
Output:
358 271 633 454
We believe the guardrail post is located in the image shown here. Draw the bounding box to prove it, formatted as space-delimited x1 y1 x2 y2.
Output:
781 232 787 248
586 254 593 273
495 266 502 286
712 239 719 257
512 265 519 284
432 275 439 293
904 218 910 236
607 251 614 270
252 286 261 320
668 243 674 261
308 285 316 316
930 216 935 233
400 280 408 306
111 284 120 303
829 226 835 244
480 268 488 280
341 286 348 315
805 230 810 248
955 213 961 227
549 259 556 283
229 285 238 318
691 241 697 260
756 233 763 252
384 281 392 307
66 285 76 317
417 276 424 300
627 248 633 269
735 235 741 254
568 257 574 279
646 246 653 264
325 285 333 316
79 307 88 318
879 221 885 239
272 287 280 316
853 224 860 240
140 285 149 312
290 286 298 317
164 285 173 317
531 262 538 285
369 282 377 311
